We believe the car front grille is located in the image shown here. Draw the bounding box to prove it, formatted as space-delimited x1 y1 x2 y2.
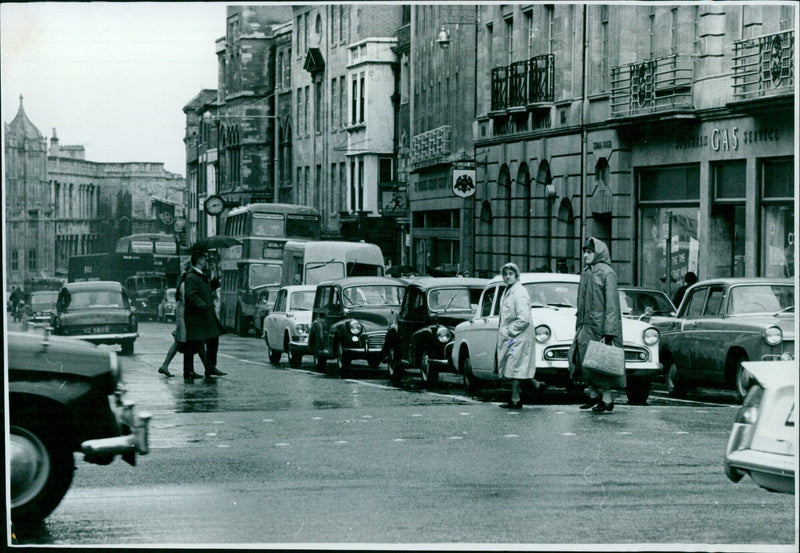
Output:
366 332 386 352
542 345 650 362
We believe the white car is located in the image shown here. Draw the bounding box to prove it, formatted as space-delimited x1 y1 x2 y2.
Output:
263 285 316 367
450 273 661 404
725 360 796 494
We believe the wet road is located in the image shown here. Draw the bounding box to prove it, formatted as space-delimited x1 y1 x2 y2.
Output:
12 322 797 547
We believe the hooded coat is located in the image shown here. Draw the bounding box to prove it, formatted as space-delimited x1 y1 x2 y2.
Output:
496 264 537 379
568 237 625 389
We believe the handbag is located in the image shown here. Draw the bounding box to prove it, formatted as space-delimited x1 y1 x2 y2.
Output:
582 340 625 377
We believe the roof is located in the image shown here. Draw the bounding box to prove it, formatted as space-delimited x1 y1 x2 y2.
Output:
488 272 581 285
8 96 43 140
280 285 317 293
63 281 124 291
688 277 794 286
406 277 491 291
325 276 407 287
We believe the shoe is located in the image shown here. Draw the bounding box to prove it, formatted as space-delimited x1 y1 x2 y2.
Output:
605 401 614 412
183 371 203 379
592 400 613 413
158 367 174 378
580 396 601 409
500 400 523 410
205 368 227 377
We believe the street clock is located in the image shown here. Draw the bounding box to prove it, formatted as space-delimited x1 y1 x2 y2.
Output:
204 194 225 216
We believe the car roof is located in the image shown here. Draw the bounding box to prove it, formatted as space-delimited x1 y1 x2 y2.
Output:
63 281 124 291
407 277 491 290
281 285 317 293
323 276 407 287
689 277 794 287
619 286 670 295
487 272 581 285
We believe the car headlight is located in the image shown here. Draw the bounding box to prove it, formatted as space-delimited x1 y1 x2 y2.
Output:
295 323 310 335
436 326 453 343
642 327 659 346
535 325 551 343
348 320 363 335
763 326 782 346
735 385 764 425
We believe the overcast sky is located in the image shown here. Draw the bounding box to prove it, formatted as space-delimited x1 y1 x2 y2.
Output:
1 2 229 176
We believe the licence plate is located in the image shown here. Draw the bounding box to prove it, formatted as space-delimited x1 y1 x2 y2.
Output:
90 326 110 334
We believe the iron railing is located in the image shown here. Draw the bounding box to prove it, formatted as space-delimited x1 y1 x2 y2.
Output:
491 54 554 111
610 54 693 118
732 30 794 101
410 125 452 170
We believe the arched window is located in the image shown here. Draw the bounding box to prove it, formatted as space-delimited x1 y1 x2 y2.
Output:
555 198 576 273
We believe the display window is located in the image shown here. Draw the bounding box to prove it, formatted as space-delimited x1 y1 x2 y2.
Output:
709 161 746 278
760 158 794 278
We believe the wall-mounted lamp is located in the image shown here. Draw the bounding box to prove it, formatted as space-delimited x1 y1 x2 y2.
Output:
436 20 478 50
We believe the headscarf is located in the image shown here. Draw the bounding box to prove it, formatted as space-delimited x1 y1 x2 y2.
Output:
501 262 521 277
583 237 611 267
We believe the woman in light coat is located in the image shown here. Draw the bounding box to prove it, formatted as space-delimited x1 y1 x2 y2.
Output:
568 237 624 412
496 262 537 409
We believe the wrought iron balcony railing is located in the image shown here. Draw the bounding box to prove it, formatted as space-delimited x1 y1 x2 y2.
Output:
410 125 451 170
610 54 694 118
491 54 554 112
732 29 794 102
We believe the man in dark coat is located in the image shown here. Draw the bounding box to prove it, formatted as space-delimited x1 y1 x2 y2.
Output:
568 237 624 413
183 250 227 379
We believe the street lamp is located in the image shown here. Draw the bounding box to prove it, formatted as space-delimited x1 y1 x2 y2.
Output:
436 21 477 50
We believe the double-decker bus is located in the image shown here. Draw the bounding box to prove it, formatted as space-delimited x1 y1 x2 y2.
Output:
114 233 185 286
217 204 322 336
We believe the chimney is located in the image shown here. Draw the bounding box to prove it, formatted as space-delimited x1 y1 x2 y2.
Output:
49 128 60 157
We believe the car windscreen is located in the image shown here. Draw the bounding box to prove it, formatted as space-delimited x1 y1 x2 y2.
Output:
728 284 794 315
342 285 405 307
427 288 481 312
620 290 675 315
65 290 129 310
249 264 282 288
524 282 579 307
289 290 315 311
30 292 58 310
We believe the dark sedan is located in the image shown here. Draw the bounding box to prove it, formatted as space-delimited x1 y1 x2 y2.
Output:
384 277 488 386
652 278 794 401
308 276 407 377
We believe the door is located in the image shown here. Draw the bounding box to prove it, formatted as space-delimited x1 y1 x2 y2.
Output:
690 285 727 384
675 285 708 385
398 286 424 363
465 284 504 378
265 289 286 349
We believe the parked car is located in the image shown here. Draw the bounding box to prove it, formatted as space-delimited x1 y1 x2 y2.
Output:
156 287 177 322
725 360 796 494
263 285 316 367
384 277 489 386
652 278 794 402
25 290 59 324
51 280 139 355
619 286 676 319
8 329 151 526
308 276 407 377
450 273 662 404
253 288 275 337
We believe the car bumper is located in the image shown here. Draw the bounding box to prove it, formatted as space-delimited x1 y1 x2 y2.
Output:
290 335 310 354
71 332 139 345
342 331 386 359
82 396 151 465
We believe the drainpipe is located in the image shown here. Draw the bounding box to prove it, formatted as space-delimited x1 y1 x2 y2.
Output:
579 4 588 269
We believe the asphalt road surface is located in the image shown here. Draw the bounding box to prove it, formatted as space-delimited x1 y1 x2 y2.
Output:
11 321 797 548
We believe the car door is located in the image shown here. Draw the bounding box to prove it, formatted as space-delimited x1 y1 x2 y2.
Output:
467 284 504 378
322 286 343 353
690 285 727 384
398 286 425 363
674 285 709 385
265 290 286 348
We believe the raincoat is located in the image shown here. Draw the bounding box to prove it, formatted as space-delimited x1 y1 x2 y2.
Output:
184 267 224 342
496 279 536 379
569 237 625 389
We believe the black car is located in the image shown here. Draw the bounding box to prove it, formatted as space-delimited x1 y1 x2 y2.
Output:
308 276 407 377
7 329 150 527
384 277 488 386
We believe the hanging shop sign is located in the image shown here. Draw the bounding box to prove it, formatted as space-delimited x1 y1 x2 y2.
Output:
452 161 476 198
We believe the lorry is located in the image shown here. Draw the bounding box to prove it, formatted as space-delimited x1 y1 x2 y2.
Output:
67 253 167 320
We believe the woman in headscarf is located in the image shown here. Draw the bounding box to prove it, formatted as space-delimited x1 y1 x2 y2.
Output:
496 262 537 409
569 237 624 412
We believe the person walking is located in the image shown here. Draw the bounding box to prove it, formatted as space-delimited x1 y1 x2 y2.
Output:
569 237 624 413
496 262 537 409
183 250 227 380
671 271 697 308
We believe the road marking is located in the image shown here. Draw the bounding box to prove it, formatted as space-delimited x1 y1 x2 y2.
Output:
447 436 463 440
275 442 290 447
617 432 631 435
206 433 217 437
262 419 274 422
562 432 576 436
410 413 423 417
312 416 323 420
675 431 689 434
459 412 471 416
335 440 347 444
217 444 231 448
392 438 406 442
503 434 519 438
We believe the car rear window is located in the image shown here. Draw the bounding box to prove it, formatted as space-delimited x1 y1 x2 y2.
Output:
66 290 128 310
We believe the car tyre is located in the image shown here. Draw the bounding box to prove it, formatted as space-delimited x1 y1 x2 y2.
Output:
733 357 752 403
665 360 686 398
289 348 303 368
334 341 350 378
419 350 438 388
462 354 482 393
387 345 404 382
10 407 74 528
120 340 135 355
268 345 282 364
625 375 651 405
314 352 328 373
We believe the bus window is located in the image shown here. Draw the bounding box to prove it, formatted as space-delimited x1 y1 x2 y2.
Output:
252 214 284 237
131 240 154 253
286 215 321 239
249 264 282 288
154 241 177 254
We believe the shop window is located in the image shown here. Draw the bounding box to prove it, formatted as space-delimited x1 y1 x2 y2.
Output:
709 161 747 278
761 157 794 277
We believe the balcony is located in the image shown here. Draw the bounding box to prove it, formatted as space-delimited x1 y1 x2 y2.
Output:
730 30 794 108
410 125 451 170
610 54 694 119
491 54 554 113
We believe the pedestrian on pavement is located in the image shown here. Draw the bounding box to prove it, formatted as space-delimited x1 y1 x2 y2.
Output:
183 250 227 380
671 271 697 309
496 262 538 409
569 237 624 413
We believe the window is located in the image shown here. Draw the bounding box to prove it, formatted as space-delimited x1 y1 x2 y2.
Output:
670 7 678 55
331 163 338 215
339 163 346 213
304 85 310 135
339 76 346 128
11 249 18 271
331 77 338 129
351 76 358 124
359 72 365 122
315 164 322 218
710 161 746 278
28 249 37 270
545 5 554 54
525 9 534 59
704 287 725 316
296 15 302 53
379 157 393 184
315 80 322 133
683 287 707 317
505 17 514 63
277 52 284 90
761 158 794 277
601 5 609 90
284 48 292 88
648 9 655 58
296 89 303 139
331 7 339 44
350 161 356 211
357 159 364 210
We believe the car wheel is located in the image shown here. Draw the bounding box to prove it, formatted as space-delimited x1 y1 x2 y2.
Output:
268 345 281 364
419 350 438 388
120 340 134 355
387 345 404 382
733 357 752 403
625 375 651 405
10 407 74 527
335 341 350 378
235 308 249 337
314 352 328 373
665 360 686 398
289 348 303 368
462 354 482 393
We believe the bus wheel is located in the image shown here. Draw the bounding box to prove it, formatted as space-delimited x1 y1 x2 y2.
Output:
235 308 249 337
